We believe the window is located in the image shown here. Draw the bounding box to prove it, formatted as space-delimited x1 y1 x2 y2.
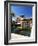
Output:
4 1 37 45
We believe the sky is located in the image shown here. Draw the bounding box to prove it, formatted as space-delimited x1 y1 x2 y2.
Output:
11 5 32 18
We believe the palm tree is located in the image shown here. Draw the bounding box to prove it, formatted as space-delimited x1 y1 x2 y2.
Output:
11 13 15 22
11 13 15 27
11 13 15 17
20 15 25 18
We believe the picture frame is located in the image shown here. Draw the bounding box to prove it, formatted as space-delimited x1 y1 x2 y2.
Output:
4 1 37 45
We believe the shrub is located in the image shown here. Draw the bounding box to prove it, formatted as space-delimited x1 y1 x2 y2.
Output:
22 27 31 31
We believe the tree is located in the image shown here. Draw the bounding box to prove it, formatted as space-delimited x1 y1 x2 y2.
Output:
11 13 15 17
20 15 25 18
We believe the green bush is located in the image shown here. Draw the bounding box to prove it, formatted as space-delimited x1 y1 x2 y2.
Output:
22 27 31 31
